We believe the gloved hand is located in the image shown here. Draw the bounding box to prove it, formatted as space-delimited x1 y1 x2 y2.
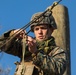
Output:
10 29 26 39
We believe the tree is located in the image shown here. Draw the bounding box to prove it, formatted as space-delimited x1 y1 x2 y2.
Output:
0 65 11 75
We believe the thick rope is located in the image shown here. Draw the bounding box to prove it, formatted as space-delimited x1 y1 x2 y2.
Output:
0 0 62 52
21 34 27 75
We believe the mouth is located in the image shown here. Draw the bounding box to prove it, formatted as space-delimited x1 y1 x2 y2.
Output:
38 36 44 39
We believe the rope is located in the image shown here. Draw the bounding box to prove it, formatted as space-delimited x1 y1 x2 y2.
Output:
21 34 27 75
0 0 62 52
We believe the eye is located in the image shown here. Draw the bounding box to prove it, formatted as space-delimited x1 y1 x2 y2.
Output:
41 27 47 30
34 28 39 31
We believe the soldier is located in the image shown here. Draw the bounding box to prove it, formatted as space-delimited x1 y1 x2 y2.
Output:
0 12 66 75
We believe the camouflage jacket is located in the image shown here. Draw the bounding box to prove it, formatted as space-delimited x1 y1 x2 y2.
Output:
0 30 66 75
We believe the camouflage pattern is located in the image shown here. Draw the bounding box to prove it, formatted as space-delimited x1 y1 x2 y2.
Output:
0 30 66 75
30 12 57 32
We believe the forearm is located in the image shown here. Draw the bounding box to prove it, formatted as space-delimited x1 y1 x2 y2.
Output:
0 35 8 50
0 36 22 57
0 29 17 53
0 29 15 49
0 29 27 58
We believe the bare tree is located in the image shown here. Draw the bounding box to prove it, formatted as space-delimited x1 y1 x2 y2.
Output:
0 65 11 75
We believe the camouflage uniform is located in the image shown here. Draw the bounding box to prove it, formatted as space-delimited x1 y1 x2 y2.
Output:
0 30 66 75
0 12 66 75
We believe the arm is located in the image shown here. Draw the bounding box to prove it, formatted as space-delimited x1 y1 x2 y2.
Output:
0 29 15 50
0 29 23 57
32 47 66 75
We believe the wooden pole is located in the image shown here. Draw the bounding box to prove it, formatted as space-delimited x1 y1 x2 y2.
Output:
51 4 71 75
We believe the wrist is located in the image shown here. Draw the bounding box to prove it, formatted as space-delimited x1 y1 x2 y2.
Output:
32 50 39 58
34 49 39 54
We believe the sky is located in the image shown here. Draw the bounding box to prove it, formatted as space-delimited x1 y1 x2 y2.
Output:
0 0 75 75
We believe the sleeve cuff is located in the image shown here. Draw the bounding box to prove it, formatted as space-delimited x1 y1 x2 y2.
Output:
4 29 15 37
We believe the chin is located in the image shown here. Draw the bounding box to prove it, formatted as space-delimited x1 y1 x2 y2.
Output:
38 39 45 41
37 37 48 41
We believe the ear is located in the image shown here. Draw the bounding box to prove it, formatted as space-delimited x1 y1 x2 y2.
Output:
50 27 54 33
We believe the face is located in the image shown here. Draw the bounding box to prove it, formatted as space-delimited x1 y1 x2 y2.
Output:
34 25 52 41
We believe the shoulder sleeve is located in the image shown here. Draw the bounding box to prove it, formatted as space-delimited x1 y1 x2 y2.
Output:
32 47 66 75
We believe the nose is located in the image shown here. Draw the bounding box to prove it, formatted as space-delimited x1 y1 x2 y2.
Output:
38 28 42 34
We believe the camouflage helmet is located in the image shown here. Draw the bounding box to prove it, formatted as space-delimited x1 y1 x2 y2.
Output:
30 12 57 32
